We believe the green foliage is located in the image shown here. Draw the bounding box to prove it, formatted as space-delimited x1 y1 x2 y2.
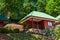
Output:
36 0 49 12
0 0 49 20
0 28 20 33
0 28 12 33
8 33 43 40
45 27 51 36
55 26 60 40
45 27 57 39
46 0 60 17
23 22 27 28
13 29 19 33
1 0 60 20
0 0 6 12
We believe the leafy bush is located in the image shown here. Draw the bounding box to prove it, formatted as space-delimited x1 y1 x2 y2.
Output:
45 27 57 40
0 28 20 33
23 22 27 28
45 27 51 36
13 29 19 33
0 28 13 33
55 26 60 40
0 28 7 33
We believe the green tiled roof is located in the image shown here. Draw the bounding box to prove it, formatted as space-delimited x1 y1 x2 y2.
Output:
20 11 56 21
56 15 60 20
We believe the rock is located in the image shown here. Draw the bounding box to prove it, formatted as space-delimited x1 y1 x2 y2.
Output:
4 23 24 31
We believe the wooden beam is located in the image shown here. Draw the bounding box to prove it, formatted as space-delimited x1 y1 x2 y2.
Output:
19 17 32 24
19 16 56 24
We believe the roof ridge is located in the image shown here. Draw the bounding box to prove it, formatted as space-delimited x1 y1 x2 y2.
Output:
20 11 57 22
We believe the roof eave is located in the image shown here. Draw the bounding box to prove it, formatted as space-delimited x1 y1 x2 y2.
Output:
19 16 57 24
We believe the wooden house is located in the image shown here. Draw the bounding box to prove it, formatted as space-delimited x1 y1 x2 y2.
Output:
19 11 57 30
0 15 8 28
56 15 60 26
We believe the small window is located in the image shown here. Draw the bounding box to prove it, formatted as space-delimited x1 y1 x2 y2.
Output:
48 22 52 26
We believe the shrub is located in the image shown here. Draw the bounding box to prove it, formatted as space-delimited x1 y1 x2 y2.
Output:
45 27 57 40
0 28 13 33
0 28 8 33
55 26 60 40
13 29 19 33
45 27 51 36
23 22 27 28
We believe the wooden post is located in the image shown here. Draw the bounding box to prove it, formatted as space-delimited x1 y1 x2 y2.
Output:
36 19 40 34
36 19 39 29
32 18 33 28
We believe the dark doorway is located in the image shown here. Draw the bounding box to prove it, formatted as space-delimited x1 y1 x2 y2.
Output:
38 20 45 30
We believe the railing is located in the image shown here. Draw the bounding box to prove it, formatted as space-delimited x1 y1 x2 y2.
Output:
26 28 46 35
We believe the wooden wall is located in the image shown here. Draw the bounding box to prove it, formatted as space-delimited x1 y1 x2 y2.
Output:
44 20 54 29
26 20 55 29
26 20 45 29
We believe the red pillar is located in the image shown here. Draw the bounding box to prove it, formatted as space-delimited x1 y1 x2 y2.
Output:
44 20 48 29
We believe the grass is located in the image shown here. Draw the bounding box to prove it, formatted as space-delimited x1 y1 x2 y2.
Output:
0 32 53 40
6 33 44 40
